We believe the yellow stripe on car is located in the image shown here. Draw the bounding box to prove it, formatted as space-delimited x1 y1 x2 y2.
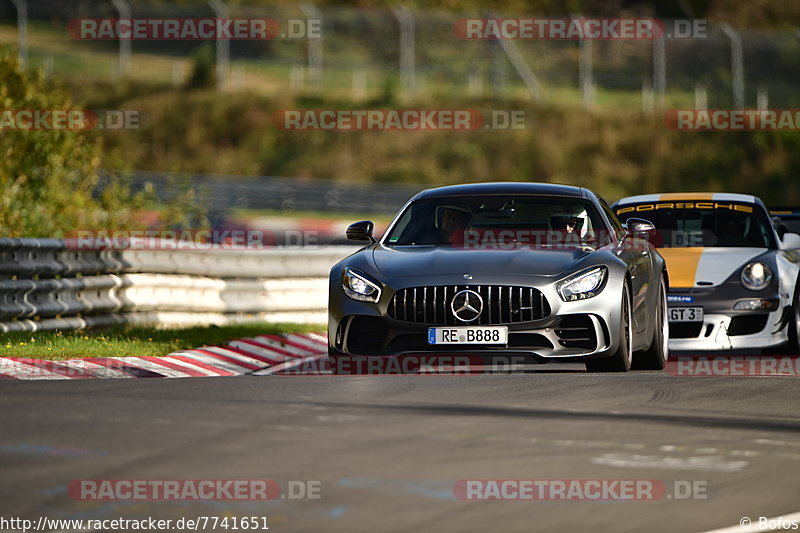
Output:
658 248 705 288
657 192 715 201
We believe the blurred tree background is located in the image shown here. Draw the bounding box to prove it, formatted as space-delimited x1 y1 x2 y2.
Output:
1 0 799 239
0 51 206 237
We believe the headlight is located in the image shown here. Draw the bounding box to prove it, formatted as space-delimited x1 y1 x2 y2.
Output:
557 266 608 302
342 267 382 302
733 299 779 311
741 262 773 291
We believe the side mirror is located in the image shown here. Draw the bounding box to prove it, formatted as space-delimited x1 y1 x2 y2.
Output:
346 220 376 243
781 232 800 250
772 216 788 239
624 218 656 235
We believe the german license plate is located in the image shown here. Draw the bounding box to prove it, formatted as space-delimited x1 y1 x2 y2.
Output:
428 326 508 345
668 307 704 322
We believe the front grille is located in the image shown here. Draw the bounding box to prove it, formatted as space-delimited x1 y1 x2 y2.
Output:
346 316 386 354
670 322 704 339
388 285 550 325
728 314 769 336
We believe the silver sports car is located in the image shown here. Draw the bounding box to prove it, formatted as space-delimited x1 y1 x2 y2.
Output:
328 182 669 372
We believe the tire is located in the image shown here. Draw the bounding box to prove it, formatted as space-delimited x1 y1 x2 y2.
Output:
763 279 800 356
586 282 633 372
328 347 345 375
633 275 669 370
789 288 800 355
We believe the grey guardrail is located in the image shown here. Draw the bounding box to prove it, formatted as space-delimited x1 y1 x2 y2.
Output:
0 238 359 332
126 171 422 215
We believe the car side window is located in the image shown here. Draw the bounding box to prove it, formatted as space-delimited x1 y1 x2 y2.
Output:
599 199 626 241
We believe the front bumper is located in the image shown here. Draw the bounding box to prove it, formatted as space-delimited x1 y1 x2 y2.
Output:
329 273 626 360
669 311 788 351
667 283 790 351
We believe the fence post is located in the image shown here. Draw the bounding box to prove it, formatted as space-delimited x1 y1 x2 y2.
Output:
110 0 131 76
490 34 506 99
300 3 323 91
719 23 744 108
9 0 27 67
653 35 666 108
392 6 416 101
573 15 593 109
496 37 542 101
756 86 768 110
694 84 707 109
641 82 653 114
208 0 230 90
352 69 366 99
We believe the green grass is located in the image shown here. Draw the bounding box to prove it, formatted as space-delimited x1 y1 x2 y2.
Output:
0 323 322 361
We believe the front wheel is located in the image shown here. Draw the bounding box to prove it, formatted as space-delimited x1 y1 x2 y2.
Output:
789 302 800 356
633 275 669 370
586 282 632 373
763 279 800 356
786 282 800 355
766 282 800 356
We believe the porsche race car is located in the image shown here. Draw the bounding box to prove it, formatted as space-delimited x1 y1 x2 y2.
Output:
614 193 800 353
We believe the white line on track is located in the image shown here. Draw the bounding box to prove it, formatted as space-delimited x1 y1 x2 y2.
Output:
700 511 800 532
199 346 270 366
157 356 225 377
58 359 134 378
304 332 328 344
0 359 68 380
251 336 312 355
228 339 302 358
168 351 253 373
285 333 327 351
116 357 194 378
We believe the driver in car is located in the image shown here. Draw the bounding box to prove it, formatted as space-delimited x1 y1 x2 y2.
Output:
439 207 472 246
715 212 750 247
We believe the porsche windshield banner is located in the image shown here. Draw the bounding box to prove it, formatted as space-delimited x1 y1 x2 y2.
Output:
616 202 754 216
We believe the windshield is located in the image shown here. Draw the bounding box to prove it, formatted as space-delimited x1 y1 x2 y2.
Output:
615 201 776 248
384 195 608 248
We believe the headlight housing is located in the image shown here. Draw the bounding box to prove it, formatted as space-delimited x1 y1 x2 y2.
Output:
342 267 382 302
558 266 608 302
741 262 773 291
733 299 779 311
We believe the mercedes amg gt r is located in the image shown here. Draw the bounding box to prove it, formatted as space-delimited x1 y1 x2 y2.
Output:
328 182 669 372
614 193 800 354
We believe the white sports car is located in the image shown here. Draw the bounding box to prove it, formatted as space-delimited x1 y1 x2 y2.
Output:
613 193 800 353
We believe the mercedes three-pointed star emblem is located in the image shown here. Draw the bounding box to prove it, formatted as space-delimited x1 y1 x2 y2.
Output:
451 289 483 322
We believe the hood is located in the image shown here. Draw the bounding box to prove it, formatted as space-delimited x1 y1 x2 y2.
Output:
658 247 768 288
371 245 591 278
